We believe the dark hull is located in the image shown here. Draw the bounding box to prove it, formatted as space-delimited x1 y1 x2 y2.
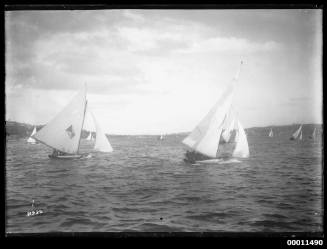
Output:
48 154 88 159
184 151 212 164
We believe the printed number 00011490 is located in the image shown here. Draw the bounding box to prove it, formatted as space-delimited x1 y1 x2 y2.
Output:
287 240 323 246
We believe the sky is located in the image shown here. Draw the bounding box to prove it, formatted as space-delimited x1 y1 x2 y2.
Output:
5 9 322 135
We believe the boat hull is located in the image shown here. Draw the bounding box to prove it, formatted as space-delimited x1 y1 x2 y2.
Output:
48 154 90 159
196 158 241 164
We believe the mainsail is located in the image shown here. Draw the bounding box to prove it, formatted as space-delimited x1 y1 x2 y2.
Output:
182 84 235 158
27 127 37 144
89 110 113 153
290 125 302 140
268 129 273 137
33 88 87 154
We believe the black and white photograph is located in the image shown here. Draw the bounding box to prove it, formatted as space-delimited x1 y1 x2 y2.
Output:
5 7 323 236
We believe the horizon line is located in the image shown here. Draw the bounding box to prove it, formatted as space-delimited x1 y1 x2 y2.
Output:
6 120 322 136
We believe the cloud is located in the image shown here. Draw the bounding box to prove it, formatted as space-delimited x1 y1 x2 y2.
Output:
5 10 322 133
176 37 281 54
122 10 146 23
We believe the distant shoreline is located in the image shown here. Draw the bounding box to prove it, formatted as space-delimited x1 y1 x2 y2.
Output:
5 120 322 138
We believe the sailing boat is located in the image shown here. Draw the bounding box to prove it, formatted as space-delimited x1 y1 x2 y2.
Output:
27 127 37 144
158 134 164 140
290 125 303 141
182 61 249 164
309 127 317 140
33 86 113 159
268 128 273 137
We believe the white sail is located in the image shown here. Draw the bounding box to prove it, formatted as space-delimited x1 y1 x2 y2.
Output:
183 84 234 158
89 110 113 153
27 127 37 143
86 132 92 140
311 128 316 139
232 120 249 158
33 89 87 154
221 117 235 143
299 130 303 140
268 129 273 137
291 125 302 140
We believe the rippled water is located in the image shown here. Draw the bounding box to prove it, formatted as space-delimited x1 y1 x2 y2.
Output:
5 133 323 233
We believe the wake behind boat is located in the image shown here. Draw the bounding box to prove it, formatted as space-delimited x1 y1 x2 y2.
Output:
32 85 113 159
182 61 249 164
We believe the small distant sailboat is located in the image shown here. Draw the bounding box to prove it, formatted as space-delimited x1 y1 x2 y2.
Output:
309 128 317 140
27 127 37 144
33 85 113 159
158 134 164 140
268 128 273 137
290 125 303 141
182 61 249 164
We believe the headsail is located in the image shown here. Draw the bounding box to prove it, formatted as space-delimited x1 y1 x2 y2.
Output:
268 128 273 137
33 88 87 154
89 110 113 153
182 83 234 158
27 127 37 143
232 120 249 158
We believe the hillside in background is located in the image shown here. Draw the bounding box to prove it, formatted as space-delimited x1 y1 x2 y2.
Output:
5 121 322 139
5 121 93 139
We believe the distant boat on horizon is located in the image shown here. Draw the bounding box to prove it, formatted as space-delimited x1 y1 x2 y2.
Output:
27 127 37 144
158 134 164 140
290 125 303 141
309 127 317 140
182 60 249 164
32 85 113 159
268 128 273 137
